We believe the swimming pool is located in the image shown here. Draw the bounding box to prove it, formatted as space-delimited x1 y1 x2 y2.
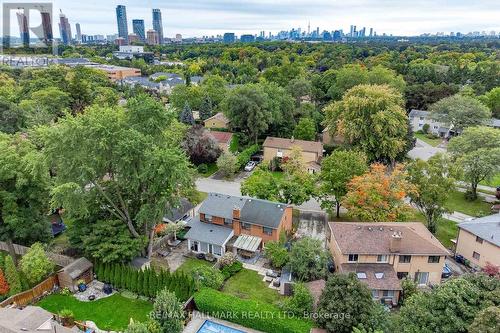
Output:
196 320 247 333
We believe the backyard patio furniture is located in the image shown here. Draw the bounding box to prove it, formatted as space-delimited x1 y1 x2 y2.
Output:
157 248 171 257
88 295 95 301
264 276 273 283
102 283 112 295
168 239 182 247
196 253 205 260
272 279 281 287
266 270 278 278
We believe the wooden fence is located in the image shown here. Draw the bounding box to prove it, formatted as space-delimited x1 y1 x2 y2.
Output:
0 241 74 267
0 274 59 308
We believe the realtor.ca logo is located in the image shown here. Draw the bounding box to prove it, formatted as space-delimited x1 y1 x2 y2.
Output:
1 2 56 51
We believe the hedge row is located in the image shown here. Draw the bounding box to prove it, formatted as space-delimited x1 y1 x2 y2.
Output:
194 288 314 333
94 262 194 301
237 144 260 168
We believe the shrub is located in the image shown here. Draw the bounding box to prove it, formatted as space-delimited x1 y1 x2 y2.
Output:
192 266 224 290
400 278 418 305
280 283 313 316
194 288 314 333
264 241 289 269
218 252 237 267
197 163 208 173
60 287 72 296
153 289 185 333
19 242 55 286
4 255 21 295
59 309 74 318
0 269 9 296
422 123 430 134
220 261 243 280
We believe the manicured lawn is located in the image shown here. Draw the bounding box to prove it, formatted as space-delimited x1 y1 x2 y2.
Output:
229 134 240 153
480 172 500 187
222 268 282 305
444 190 492 217
176 257 213 274
37 294 152 331
414 132 442 147
198 163 218 177
434 218 458 249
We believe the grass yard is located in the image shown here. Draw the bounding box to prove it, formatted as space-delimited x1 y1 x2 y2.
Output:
222 268 282 305
414 132 442 147
229 134 240 153
434 218 458 249
444 190 492 217
198 163 218 178
37 294 152 331
176 257 213 274
480 173 500 187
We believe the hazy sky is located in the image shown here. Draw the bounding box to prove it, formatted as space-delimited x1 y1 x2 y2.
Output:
5 0 500 37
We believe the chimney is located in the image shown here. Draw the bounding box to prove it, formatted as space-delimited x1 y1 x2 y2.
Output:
232 206 240 219
389 232 402 253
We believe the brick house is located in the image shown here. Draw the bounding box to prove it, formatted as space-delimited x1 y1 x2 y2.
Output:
204 112 230 130
184 193 292 258
262 136 323 173
207 130 233 152
327 222 449 305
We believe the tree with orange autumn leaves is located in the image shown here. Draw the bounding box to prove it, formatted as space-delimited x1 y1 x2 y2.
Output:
342 163 415 222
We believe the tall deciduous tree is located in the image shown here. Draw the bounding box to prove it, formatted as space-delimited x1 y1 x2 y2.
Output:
343 163 414 222
317 273 387 333
288 237 329 281
216 152 238 177
39 94 194 258
448 126 500 199
479 87 500 118
318 150 368 218
0 133 51 260
324 84 409 165
181 125 221 165
293 117 316 141
430 94 491 133
407 154 459 234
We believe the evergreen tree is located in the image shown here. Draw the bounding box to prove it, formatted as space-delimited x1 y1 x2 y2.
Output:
149 270 157 297
114 265 122 288
4 255 21 296
120 265 128 289
199 95 213 121
179 101 195 125
95 262 103 280
143 269 150 297
130 270 138 293
137 270 143 295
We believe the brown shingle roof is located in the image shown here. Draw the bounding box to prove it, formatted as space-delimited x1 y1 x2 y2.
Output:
340 263 402 290
205 112 229 124
208 131 233 144
329 222 449 256
263 136 323 155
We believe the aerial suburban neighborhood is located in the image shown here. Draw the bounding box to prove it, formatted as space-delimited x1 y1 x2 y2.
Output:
0 2 499 333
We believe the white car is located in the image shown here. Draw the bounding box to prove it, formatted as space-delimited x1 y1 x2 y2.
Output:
244 161 256 171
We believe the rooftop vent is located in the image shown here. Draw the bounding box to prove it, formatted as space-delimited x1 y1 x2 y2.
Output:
379 227 383 231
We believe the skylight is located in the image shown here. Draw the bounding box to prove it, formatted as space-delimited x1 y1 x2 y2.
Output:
375 272 384 279
357 272 367 279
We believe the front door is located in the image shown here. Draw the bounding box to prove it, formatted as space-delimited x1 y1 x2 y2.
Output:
208 243 213 254
192 241 199 252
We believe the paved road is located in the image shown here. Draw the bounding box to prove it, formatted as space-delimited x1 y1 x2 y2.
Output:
408 138 446 161
196 177 324 212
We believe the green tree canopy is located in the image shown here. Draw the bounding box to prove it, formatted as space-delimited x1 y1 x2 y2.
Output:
38 94 194 258
19 242 55 286
288 237 329 281
430 94 491 133
479 87 500 119
293 117 316 141
324 84 409 164
318 150 368 218
448 126 500 199
152 289 185 333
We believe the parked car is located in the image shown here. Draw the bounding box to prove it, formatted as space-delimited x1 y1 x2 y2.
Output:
442 264 452 278
244 161 256 171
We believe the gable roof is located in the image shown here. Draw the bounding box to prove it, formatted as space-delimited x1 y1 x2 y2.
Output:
208 131 233 144
329 222 449 256
263 137 323 155
59 257 93 279
408 109 430 118
199 192 289 229
459 214 500 247
0 306 73 333
204 112 229 124
163 198 194 222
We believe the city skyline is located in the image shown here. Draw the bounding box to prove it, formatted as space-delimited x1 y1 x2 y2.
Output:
3 0 499 39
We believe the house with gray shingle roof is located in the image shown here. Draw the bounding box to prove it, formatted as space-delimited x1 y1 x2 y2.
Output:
184 193 292 258
455 213 500 269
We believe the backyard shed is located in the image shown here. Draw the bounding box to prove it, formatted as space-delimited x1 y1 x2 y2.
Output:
57 257 93 292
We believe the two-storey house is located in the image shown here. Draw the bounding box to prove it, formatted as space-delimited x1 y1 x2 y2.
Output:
263 136 323 173
328 222 449 305
184 193 292 258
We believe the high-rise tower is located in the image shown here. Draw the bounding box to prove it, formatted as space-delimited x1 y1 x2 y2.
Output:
116 5 128 43
152 9 164 44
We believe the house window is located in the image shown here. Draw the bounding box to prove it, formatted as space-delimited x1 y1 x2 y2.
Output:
428 256 440 263
377 255 389 263
371 290 379 299
399 255 411 263
419 117 425 120
262 227 273 236
204 214 213 223
397 272 409 280
348 254 358 262
224 218 233 227
382 290 394 297
415 272 429 285
242 222 251 230
476 236 483 244
277 149 283 157
473 251 480 260
418 124 423 127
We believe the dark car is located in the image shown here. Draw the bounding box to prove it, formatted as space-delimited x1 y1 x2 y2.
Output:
442 264 452 278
